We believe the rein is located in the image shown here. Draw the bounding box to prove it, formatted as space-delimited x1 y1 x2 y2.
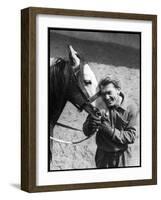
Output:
50 97 101 145
50 134 93 145
50 122 99 144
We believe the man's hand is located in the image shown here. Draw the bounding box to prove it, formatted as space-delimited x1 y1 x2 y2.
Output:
83 115 101 137
99 121 114 138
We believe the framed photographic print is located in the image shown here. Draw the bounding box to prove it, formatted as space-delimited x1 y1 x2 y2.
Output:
21 7 157 192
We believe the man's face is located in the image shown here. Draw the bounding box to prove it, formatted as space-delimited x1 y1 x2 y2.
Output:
100 83 120 107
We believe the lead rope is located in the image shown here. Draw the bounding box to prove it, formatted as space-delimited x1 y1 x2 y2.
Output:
50 135 91 145
50 126 99 145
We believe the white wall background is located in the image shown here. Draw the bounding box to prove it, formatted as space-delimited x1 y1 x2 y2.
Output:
0 0 160 199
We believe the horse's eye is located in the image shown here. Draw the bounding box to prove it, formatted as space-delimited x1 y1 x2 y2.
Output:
84 80 92 85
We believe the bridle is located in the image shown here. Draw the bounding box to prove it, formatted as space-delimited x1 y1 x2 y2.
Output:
50 60 101 144
70 60 101 113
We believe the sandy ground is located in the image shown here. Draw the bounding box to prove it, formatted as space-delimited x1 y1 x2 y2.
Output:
50 32 140 170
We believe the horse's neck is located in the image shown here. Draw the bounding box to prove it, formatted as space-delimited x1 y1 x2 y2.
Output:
50 81 67 127
51 101 67 128
50 59 69 127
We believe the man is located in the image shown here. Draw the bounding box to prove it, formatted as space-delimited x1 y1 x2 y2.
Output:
83 76 138 168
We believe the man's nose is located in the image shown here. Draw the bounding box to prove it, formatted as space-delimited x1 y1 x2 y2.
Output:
105 94 110 100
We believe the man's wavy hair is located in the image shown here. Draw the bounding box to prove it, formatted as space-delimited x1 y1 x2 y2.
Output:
98 76 121 91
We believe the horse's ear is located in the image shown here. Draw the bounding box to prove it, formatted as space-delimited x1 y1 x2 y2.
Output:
68 45 80 67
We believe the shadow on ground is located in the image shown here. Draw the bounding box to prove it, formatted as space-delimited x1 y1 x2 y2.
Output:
50 32 140 69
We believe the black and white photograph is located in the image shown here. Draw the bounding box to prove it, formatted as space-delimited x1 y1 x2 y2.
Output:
21 7 157 192
49 29 141 171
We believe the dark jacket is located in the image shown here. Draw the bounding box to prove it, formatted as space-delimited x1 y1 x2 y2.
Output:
83 96 138 153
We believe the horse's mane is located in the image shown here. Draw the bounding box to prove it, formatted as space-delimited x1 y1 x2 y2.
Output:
50 58 70 121
50 54 86 124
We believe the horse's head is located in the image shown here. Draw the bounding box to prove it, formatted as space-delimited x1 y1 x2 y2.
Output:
67 45 99 113
50 45 99 125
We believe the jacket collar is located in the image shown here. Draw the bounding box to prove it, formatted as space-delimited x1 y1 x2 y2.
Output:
111 92 127 111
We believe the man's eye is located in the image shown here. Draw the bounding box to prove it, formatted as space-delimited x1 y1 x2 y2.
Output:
102 91 111 96
84 80 92 85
